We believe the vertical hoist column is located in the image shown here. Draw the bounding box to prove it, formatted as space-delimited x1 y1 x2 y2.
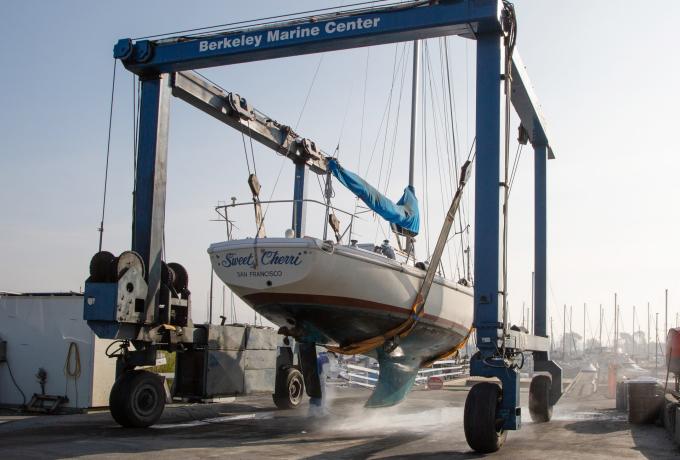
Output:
470 31 521 430
472 32 504 357
292 162 307 238
532 143 561 405
533 144 548 340
132 73 171 323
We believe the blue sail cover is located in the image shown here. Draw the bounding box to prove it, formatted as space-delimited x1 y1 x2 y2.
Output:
327 158 419 235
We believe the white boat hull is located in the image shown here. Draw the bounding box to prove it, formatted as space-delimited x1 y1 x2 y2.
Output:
208 237 473 364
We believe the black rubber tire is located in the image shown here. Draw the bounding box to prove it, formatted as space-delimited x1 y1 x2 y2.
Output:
168 262 189 292
529 374 553 423
464 382 506 453
272 366 305 410
109 370 166 428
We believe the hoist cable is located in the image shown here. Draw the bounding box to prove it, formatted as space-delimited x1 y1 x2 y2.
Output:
132 74 138 184
508 143 523 196
98 59 117 252
241 132 253 174
500 0 517 361
247 121 258 177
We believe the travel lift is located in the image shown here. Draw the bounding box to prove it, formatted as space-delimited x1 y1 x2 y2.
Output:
83 0 560 453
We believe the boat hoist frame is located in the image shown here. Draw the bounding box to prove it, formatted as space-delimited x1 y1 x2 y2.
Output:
85 0 561 449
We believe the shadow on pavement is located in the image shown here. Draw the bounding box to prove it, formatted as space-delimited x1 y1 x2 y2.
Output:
630 423 679 459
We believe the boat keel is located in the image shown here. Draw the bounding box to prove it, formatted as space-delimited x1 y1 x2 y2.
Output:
365 347 420 408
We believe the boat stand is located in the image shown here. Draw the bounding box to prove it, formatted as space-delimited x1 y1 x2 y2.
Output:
298 343 323 404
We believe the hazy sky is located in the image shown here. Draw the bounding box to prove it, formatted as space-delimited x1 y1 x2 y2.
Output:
1 1 679 344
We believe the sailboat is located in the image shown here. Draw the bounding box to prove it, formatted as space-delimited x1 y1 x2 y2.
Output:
209 40 474 407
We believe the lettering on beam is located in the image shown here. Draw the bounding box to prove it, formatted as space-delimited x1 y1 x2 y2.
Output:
198 17 382 53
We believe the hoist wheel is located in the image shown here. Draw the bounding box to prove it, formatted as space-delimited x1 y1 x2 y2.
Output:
109 370 166 428
464 382 506 453
529 374 553 423
272 366 305 410
116 250 145 279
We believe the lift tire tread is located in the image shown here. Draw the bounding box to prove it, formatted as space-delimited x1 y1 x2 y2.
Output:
89 251 116 282
168 262 189 292
109 370 166 428
529 374 553 423
272 366 305 410
109 373 132 427
464 382 506 453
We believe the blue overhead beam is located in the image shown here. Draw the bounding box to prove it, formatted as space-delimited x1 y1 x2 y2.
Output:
511 51 556 158
114 0 554 160
114 1 501 74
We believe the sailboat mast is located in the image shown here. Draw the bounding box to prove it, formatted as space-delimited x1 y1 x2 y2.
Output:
408 40 421 187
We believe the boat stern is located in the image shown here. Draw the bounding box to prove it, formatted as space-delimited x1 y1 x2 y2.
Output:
208 238 320 293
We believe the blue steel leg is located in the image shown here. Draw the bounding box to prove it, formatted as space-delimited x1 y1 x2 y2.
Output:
532 143 563 405
533 144 547 339
292 162 307 238
132 74 171 323
471 31 520 430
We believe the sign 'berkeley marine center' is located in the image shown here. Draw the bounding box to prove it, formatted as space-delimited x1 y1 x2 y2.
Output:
199 17 382 52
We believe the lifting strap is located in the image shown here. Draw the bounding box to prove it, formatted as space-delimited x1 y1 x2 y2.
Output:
326 160 473 356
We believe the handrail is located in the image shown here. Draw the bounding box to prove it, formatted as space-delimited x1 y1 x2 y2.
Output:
214 197 361 244
215 198 359 219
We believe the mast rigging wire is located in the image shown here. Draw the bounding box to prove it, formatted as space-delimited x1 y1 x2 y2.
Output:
420 46 431 258
254 53 324 238
442 38 471 279
380 45 409 195
132 74 139 187
423 45 457 278
363 43 406 176
375 44 404 193
295 56 324 130
357 48 371 172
